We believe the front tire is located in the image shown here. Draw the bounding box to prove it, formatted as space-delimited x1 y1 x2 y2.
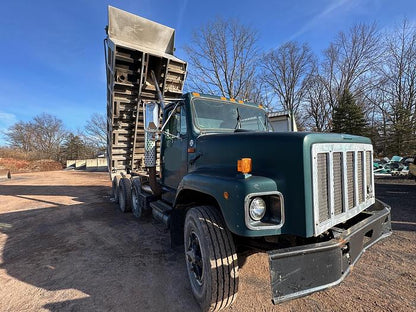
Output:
184 206 239 311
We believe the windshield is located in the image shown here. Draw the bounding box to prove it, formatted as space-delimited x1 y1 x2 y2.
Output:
191 98 273 132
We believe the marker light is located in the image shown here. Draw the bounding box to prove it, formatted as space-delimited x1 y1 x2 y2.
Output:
237 158 252 174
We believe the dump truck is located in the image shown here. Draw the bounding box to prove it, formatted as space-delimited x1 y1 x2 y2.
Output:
104 6 392 311
268 110 296 132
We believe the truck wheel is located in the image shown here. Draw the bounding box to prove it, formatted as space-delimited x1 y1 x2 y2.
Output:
131 180 144 218
118 178 132 213
184 206 239 311
111 176 120 203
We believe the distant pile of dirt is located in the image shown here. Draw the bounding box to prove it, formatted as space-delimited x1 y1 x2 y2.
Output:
0 158 62 173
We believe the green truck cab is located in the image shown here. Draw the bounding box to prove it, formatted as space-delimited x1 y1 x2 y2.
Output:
105 7 391 311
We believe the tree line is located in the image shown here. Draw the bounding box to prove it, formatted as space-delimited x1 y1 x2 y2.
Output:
185 19 416 156
2 113 106 163
3 19 415 159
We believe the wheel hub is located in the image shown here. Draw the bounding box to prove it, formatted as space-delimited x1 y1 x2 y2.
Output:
186 231 203 286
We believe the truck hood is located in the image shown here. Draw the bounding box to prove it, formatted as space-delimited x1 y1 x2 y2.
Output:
190 131 371 237
192 132 370 178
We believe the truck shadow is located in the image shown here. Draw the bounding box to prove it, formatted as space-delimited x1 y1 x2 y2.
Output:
375 181 416 232
2 180 412 311
0 184 199 312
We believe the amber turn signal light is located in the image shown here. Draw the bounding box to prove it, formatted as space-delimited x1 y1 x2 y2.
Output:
237 158 252 174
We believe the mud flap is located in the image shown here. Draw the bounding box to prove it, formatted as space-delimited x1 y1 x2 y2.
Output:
268 202 392 304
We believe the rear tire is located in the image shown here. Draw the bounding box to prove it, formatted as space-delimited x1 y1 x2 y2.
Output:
131 179 144 218
111 176 120 203
118 178 132 213
184 206 239 311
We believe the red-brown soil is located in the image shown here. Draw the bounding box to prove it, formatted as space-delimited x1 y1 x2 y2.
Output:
0 158 62 173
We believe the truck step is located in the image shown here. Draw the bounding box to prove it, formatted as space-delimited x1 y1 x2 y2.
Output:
150 200 172 227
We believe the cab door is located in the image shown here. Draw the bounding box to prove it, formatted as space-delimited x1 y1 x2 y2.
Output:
161 104 188 189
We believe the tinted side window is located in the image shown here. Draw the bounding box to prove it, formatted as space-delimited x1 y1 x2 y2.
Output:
166 107 187 137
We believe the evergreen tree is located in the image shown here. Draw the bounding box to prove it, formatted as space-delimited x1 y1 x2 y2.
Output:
332 89 367 135
61 134 96 162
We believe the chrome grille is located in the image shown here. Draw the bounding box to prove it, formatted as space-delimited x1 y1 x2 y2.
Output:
312 143 375 236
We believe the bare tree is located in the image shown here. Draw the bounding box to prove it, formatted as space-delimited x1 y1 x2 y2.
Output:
5 113 67 160
6 121 35 153
242 76 274 109
260 41 315 129
84 113 107 150
32 113 67 159
375 19 416 155
185 18 258 99
321 23 381 111
303 73 332 131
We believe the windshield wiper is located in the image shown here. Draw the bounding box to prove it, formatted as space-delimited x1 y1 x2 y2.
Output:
234 107 242 130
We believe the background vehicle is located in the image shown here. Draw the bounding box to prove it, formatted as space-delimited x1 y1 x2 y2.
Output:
104 6 392 311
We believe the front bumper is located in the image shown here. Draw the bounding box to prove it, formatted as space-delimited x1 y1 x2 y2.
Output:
268 199 392 304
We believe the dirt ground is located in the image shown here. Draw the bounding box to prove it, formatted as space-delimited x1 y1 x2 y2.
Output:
0 171 415 312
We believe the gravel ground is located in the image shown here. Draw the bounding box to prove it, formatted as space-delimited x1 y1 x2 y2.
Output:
0 171 414 312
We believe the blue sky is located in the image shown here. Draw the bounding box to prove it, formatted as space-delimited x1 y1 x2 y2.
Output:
0 0 415 145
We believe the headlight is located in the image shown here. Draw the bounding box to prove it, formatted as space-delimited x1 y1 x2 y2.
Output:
249 197 266 221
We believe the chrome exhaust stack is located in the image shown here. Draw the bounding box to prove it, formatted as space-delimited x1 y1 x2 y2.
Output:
144 100 162 195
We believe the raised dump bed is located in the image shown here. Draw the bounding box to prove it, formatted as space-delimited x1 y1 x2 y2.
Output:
105 6 187 179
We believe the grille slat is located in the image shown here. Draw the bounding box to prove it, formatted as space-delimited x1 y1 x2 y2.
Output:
347 152 354 209
333 152 343 215
317 153 329 222
366 151 372 195
357 152 364 203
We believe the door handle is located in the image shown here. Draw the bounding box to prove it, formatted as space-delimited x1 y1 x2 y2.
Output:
189 152 203 165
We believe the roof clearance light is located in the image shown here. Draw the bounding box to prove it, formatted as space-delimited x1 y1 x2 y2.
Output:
192 92 200 97
238 100 244 104
237 158 252 174
221 96 227 101
230 98 236 102
258 104 264 109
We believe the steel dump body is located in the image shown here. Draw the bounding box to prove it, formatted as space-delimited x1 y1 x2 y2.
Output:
105 6 186 178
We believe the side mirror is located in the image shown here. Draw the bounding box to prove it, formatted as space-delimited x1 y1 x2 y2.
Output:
144 102 160 137
143 102 160 168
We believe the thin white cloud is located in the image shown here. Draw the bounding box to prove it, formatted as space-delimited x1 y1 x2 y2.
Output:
0 112 17 128
176 0 189 33
289 0 352 41
0 112 17 145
